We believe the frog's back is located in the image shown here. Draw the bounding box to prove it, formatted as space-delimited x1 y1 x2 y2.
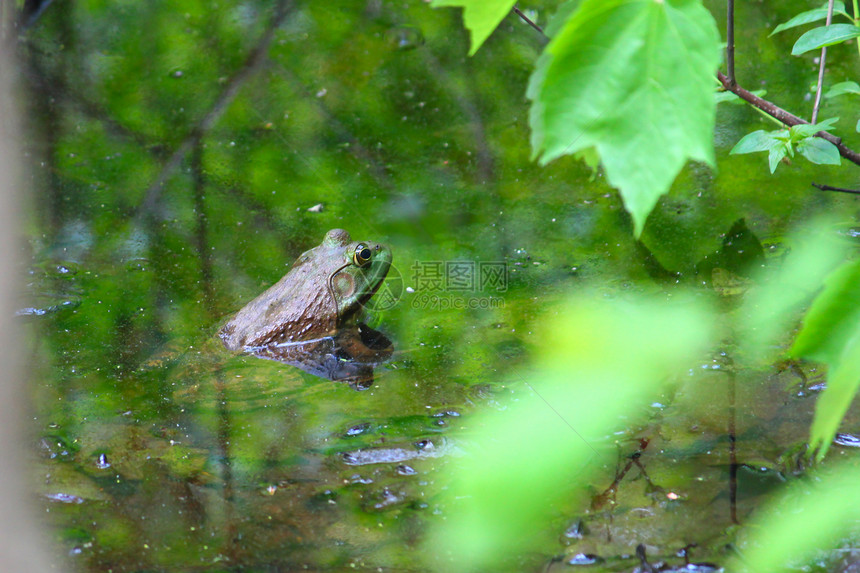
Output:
219 259 337 350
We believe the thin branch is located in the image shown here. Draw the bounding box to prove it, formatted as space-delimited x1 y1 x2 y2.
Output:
20 0 54 29
717 71 860 167
513 6 544 36
20 64 156 150
811 0 836 124
812 182 860 194
191 142 215 312
728 366 738 525
726 0 736 86
222 185 292 238
421 50 496 183
135 0 292 222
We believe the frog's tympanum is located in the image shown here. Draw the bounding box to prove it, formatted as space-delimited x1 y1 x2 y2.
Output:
219 229 393 389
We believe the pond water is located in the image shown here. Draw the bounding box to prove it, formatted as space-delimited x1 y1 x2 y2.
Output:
16 0 860 571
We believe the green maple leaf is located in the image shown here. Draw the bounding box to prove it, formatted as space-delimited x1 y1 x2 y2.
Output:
431 0 517 56
529 0 721 236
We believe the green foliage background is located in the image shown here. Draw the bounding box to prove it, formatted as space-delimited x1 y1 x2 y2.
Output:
15 0 860 571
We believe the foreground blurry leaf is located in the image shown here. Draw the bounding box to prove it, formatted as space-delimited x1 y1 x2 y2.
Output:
431 0 516 56
791 259 860 459
427 295 711 571
792 24 860 56
730 461 860 572
740 220 847 364
528 0 721 236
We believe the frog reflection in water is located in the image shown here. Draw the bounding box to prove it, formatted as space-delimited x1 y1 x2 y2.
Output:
219 229 393 389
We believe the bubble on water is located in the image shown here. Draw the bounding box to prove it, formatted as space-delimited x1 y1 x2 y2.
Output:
48 262 79 277
16 297 81 318
45 493 85 504
396 465 416 476
95 453 111 470
345 423 371 437
567 553 603 566
835 433 860 447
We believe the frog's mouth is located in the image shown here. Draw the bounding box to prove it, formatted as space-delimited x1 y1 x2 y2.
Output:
352 261 391 314
360 261 391 302
327 258 391 322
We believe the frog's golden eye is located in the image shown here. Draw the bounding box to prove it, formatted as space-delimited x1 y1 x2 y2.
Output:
353 244 373 267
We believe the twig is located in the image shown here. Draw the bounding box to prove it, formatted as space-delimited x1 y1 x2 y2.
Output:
717 71 860 167
221 185 294 242
421 50 496 182
21 65 155 150
20 0 54 29
811 0 836 124
728 366 738 524
592 438 651 510
726 0 736 86
513 6 544 36
267 62 393 189
135 0 292 222
191 142 214 311
812 182 860 194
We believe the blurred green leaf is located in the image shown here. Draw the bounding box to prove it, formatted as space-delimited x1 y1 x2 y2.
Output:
544 0 579 38
808 335 860 459
791 259 860 459
431 0 516 56
825 80 860 98
528 0 721 237
792 24 860 56
739 220 847 364
729 461 860 572
427 294 712 571
793 259 860 364
770 2 848 36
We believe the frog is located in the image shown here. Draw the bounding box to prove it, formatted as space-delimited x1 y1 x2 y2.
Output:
219 229 392 352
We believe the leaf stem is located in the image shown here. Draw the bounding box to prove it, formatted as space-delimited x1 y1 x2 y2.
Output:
811 0 835 124
513 6 545 36
854 0 860 58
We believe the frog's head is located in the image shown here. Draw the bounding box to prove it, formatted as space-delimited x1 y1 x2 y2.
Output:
323 229 392 321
